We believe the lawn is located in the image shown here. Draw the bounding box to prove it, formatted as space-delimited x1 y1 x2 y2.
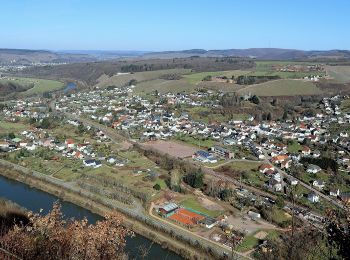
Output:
0 76 64 95
287 141 302 153
235 232 260 252
237 79 322 96
179 197 223 218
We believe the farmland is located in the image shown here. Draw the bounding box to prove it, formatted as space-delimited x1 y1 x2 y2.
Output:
326 65 350 83
0 76 64 95
237 79 322 96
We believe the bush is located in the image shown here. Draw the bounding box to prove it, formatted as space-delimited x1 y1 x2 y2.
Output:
153 183 161 190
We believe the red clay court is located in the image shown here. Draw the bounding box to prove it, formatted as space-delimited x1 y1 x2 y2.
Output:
169 208 205 226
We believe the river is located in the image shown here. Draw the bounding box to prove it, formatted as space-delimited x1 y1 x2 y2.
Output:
0 174 182 260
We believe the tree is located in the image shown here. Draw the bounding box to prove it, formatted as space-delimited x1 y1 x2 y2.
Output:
275 196 285 209
0 203 131 260
153 184 161 190
250 95 260 105
183 169 204 189
202 75 212 81
128 79 137 86
8 132 15 139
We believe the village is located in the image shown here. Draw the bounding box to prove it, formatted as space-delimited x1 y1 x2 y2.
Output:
1 83 350 256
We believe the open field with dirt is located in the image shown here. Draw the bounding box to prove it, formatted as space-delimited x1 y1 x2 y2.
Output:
237 79 322 96
142 140 198 158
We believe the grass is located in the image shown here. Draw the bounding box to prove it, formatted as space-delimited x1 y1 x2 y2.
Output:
326 65 350 83
0 76 64 95
0 120 28 135
179 197 223 218
216 161 266 187
271 207 291 225
235 232 260 252
97 68 191 89
236 229 282 252
183 70 250 85
237 79 322 96
287 141 302 153
174 134 217 149
341 98 350 113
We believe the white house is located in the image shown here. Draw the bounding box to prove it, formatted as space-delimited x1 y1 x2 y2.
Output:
308 193 319 203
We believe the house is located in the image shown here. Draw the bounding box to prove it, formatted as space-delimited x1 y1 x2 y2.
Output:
307 164 322 174
329 188 340 197
301 146 311 156
210 146 234 159
223 138 236 146
268 178 282 192
200 217 217 229
313 180 325 190
193 150 217 163
259 164 275 174
83 159 102 168
308 193 319 203
65 139 75 148
340 193 350 205
287 177 298 186
271 154 289 164
248 211 261 220
0 141 10 150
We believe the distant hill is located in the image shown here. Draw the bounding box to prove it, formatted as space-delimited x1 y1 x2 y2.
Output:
0 49 148 65
1 48 350 65
145 48 350 60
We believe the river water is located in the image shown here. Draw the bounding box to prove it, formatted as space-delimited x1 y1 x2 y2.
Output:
0 174 182 260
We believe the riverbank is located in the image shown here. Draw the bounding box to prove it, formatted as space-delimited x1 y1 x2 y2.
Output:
0 162 216 260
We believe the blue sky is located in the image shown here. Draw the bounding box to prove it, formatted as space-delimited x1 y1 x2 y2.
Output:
0 0 349 51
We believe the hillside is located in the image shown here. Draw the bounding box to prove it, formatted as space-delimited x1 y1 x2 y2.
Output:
145 48 350 60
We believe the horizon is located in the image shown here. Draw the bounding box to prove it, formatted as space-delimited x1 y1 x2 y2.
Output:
0 0 349 51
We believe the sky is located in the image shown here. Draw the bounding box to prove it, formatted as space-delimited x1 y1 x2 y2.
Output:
0 0 349 51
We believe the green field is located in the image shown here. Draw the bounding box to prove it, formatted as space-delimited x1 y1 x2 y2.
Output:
183 70 250 85
179 197 223 218
287 141 302 153
97 68 191 89
0 120 28 135
174 134 217 149
326 65 350 83
237 79 322 96
0 76 64 95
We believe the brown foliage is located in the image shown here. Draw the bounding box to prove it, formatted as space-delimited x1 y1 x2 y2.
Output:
0 203 132 260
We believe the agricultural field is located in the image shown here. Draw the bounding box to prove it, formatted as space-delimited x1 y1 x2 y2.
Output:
141 140 198 158
134 70 252 94
326 65 350 83
237 79 322 96
0 76 64 95
96 68 191 89
183 70 251 85
0 119 28 136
